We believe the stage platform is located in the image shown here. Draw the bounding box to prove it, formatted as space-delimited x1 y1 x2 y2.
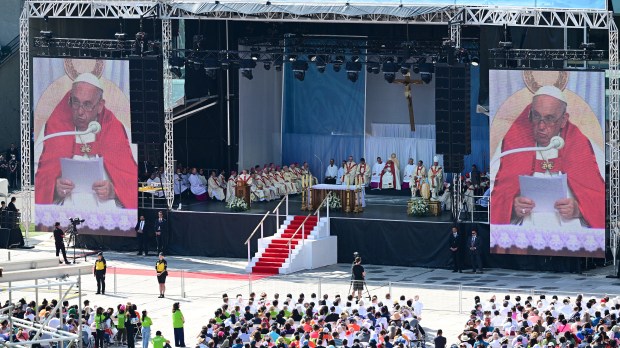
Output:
77 191 600 273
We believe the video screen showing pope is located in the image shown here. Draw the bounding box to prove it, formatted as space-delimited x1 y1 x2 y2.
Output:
489 70 605 258
33 58 138 236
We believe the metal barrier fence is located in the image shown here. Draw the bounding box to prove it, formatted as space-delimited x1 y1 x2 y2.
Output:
98 268 620 310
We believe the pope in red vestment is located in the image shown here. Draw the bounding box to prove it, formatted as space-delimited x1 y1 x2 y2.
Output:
491 86 604 228
35 73 137 209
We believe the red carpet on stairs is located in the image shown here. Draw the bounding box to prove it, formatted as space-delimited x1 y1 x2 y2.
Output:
251 216 317 274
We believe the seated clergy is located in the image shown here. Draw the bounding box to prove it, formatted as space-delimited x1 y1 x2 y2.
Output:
370 157 383 189
324 159 338 185
402 158 415 190
379 160 400 190
208 170 225 201
250 173 267 202
189 167 208 201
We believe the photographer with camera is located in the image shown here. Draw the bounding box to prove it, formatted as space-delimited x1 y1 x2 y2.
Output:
351 256 365 301
53 222 70 264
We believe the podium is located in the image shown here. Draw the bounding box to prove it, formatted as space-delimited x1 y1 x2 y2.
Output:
235 184 251 207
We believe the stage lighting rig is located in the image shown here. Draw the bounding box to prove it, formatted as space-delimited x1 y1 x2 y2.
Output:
366 61 380 74
292 60 309 81
240 59 257 80
316 55 328 73
420 63 433 84
346 61 362 82
333 55 345 72
382 61 398 83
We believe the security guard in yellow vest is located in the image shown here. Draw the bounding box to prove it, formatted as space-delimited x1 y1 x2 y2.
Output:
93 252 107 295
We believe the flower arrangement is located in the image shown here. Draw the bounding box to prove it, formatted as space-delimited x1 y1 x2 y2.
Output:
226 197 249 212
327 195 342 210
408 198 429 216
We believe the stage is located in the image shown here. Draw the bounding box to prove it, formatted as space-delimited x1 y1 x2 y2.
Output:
77 189 597 273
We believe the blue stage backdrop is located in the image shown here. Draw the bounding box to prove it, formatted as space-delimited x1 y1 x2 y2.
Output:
463 66 490 175
282 62 366 181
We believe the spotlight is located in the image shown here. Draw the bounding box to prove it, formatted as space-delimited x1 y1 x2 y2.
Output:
240 59 257 80
292 60 308 81
382 62 398 83
499 41 513 49
412 65 420 74
366 61 380 74
251 53 260 61
580 42 596 50
203 58 219 78
351 55 360 63
333 55 345 72
471 56 480 66
115 32 128 40
288 54 297 62
400 63 410 75
346 61 362 83
420 63 433 84
264 62 271 70
241 69 254 80
421 72 432 84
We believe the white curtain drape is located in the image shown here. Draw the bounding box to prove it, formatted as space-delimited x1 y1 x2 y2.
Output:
365 123 439 179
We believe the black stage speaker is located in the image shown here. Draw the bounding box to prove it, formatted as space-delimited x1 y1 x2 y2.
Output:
130 57 165 174
435 63 471 173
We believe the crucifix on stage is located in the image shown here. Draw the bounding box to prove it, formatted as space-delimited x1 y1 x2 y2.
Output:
394 73 423 131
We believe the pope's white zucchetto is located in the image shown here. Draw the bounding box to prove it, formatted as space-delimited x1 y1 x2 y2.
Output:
534 85 567 104
73 73 103 91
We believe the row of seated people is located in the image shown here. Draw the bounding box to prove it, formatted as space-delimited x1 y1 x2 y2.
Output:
197 291 426 348
144 163 317 203
461 293 619 348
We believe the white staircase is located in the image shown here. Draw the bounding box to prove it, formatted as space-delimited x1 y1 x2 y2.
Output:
246 215 337 274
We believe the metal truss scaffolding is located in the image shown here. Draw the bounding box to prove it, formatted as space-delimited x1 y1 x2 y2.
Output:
18 1 619 263
609 20 620 265
19 6 31 245
162 18 174 209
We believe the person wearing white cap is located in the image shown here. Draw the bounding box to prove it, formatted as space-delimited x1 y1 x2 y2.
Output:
428 156 443 199
490 84 605 230
35 71 138 211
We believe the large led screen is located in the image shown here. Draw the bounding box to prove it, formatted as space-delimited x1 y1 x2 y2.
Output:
489 70 605 257
33 58 137 236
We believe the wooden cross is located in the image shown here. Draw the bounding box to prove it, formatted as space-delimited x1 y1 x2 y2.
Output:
393 73 423 131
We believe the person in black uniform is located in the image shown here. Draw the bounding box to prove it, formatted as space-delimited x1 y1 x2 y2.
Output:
53 222 70 264
350 257 365 300
135 215 149 256
154 211 166 253
449 226 462 273
469 229 483 274
156 253 168 298
93 252 107 295
7 197 18 212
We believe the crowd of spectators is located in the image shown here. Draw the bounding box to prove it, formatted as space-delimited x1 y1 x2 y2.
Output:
458 294 620 348
1 291 619 348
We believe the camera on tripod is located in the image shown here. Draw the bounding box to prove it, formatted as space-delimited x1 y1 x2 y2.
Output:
69 217 85 227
